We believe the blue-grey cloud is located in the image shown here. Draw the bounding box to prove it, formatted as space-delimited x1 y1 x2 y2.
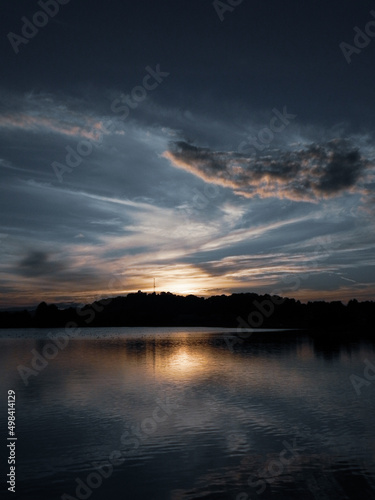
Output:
164 139 371 201
0 86 374 306
17 250 65 278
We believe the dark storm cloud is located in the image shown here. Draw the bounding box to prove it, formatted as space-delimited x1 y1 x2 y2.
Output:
17 250 65 277
164 139 370 201
315 144 363 194
14 248 111 290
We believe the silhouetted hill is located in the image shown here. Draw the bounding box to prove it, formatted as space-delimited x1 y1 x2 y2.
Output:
0 292 374 336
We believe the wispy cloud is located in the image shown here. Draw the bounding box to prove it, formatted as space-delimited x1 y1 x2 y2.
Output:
0 111 108 141
0 89 375 306
0 91 120 141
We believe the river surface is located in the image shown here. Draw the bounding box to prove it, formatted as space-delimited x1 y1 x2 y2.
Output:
1 327 375 499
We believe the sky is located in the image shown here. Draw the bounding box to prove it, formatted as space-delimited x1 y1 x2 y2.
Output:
1 0 375 307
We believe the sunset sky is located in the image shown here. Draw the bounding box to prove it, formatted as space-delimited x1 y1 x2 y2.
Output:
1 0 375 307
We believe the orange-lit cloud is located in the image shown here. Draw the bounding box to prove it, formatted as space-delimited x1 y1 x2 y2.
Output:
164 139 372 202
0 112 108 141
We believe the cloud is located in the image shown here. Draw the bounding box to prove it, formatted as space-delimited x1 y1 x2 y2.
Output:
17 251 65 278
163 139 371 202
1 89 374 305
0 111 108 141
0 91 116 142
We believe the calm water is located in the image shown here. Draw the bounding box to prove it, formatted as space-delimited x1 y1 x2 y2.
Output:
1 327 375 499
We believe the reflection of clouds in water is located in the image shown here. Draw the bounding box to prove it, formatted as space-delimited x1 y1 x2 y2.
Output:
227 432 249 453
169 451 345 499
175 391 220 429
1 330 375 499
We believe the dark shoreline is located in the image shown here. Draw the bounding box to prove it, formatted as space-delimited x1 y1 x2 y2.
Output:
0 292 374 338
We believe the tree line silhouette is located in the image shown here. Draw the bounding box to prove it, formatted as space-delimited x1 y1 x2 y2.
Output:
0 291 374 334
